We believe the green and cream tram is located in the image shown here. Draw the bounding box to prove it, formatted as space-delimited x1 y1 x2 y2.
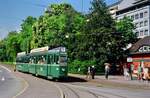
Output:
16 46 68 79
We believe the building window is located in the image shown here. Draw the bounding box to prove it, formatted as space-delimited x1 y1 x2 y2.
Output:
136 31 139 37
131 15 134 20
140 30 143 36
144 30 148 36
144 46 147 51
143 46 150 52
135 14 139 19
140 13 143 18
139 46 150 52
144 11 148 17
135 23 139 28
140 21 143 27
144 20 148 26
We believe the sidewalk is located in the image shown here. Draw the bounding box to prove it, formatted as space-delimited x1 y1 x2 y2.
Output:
69 74 150 89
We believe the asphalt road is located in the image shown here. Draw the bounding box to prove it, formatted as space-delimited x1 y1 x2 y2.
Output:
15 72 61 98
0 65 24 98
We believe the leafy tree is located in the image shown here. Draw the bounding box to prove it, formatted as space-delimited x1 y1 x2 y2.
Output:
31 4 84 60
109 17 137 65
0 40 7 61
4 31 21 61
79 0 115 67
19 16 37 53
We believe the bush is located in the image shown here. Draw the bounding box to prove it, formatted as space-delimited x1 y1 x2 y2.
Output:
68 60 96 74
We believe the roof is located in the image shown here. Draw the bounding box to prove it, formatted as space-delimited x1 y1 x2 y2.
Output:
116 0 150 15
108 0 123 8
133 0 149 4
130 36 150 53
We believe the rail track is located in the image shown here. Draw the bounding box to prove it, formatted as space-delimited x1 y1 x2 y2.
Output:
56 83 127 98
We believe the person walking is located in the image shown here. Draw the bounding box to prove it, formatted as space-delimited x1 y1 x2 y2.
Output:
105 63 110 80
138 64 143 81
128 64 134 80
86 66 91 80
123 64 129 80
143 67 149 82
91 65 96 79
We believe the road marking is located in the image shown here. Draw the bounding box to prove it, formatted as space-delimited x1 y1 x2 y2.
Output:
0 65 11 73
1 76 5 81
12 78 29 98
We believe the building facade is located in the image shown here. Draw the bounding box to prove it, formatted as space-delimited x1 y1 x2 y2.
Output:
109 0 150 38
129 36 150 79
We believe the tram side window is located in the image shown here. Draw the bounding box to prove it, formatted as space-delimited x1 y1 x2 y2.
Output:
38 55 47 64
59 56 67 65
48 55 53 64
29 57 37 64
24 56 30 63
16 57 23 63
59 56 67 64
54 55 59 64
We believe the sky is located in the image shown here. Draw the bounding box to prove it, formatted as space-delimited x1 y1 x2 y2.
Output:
0 0 117 39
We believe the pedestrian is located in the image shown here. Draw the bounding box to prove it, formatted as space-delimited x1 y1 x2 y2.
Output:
123 64 129 80
128 64 134 80
143 66 149 82
86 66 91 80
14 64 16 72
91 65 96 79
138 63 143 81
104 63 110 80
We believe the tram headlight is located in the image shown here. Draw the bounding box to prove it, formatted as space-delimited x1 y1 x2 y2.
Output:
56 68 59 71
62 68 65 71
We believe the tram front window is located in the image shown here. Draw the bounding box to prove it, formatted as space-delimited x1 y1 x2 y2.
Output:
59 56 67 65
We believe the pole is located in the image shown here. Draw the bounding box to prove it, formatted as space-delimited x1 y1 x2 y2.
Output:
82 0 83 13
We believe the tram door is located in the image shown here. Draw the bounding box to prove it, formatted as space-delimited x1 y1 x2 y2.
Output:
47 54 54 78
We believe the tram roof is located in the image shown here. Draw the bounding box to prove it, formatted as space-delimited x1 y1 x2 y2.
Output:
29 47 66 56
17 52 26 56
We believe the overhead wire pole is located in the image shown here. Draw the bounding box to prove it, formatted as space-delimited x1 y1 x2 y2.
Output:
62 0 67 3
82 0 83 13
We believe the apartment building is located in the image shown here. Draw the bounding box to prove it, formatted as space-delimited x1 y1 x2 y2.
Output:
109 0 150 38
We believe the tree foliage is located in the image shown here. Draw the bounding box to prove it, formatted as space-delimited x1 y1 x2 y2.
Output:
109 17 137 64
3 31 21 61
78 0 115 66
19 16 37 53
31 3 84 60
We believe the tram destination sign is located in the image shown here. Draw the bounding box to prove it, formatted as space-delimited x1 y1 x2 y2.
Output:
48 47 66 53
17 52 26 56
30 46 49 53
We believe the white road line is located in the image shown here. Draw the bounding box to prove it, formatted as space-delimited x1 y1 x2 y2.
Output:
0 65 11 73
1 76 5 81
12 78 29 98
